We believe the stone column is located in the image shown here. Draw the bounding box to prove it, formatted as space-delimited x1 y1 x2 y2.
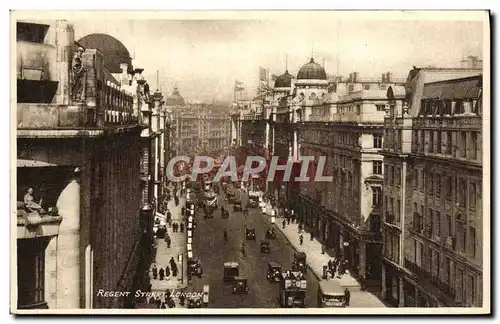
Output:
358 241 366 278
45 236 58 308
398 277 405 307
54 20 72 105
55 170 81 309
381 264 387 299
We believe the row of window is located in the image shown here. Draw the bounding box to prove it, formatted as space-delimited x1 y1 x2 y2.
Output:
419 98 482 117
412 169 481 210
411 238 479 306
413 130 480 161
412 203 477 258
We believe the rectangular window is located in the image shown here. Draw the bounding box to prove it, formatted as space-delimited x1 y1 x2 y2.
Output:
428 208 434 236
434 211 441 238
467 275 476 306
420 130 425 152
428 172 434 195
395 167 401 186
469 226 476 258
418 169 424 191
445 176 452 200
413 168 418 189
470 132 478 160
436 131 442 153
396 199 401 223
374 134 383 148
458 179 466 207
469 182 477 209
376 104 385 112
373 161 383 175
459 131 467 158
429 131 434 153
435 174 441 197
456 221 466 252
372 187 382 207
446 131 453 155
446 214 452 237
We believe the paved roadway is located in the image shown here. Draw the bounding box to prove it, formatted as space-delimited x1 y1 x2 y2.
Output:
189 184 319 308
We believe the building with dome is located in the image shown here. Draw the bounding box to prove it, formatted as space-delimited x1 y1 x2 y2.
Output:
168 87 230 157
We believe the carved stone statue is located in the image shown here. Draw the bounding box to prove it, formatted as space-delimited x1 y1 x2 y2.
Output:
24 187 45 214
71 47 86 101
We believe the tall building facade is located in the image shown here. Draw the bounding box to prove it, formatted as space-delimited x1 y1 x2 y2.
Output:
381 67 483 307
168 87 231 157
16 21 147 309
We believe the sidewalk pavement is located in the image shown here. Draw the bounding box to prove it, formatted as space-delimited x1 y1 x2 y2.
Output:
270 218 388 307
148 195 188 306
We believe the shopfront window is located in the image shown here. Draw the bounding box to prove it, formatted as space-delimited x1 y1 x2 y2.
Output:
17 238 48 309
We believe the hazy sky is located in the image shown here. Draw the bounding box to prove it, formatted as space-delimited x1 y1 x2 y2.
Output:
72 18 483 103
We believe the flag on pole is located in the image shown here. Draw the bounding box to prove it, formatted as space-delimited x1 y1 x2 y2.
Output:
234 80 245 91
259 67 268 82
257 82 273 96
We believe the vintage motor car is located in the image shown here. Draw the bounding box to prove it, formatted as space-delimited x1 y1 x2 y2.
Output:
267 261 282 282
265 228 277 239
187 258 203 279
233 201 242 212
260 240 271 253
292 252 307 273
232 277 249 294
317 280 346 308
223 262 240 281
245 228 256 240
278 270 307 308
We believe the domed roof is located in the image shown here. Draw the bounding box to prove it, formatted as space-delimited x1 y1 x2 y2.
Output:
297 58 327 80
274 70 293 88
166 87 186 106
77 33 132 74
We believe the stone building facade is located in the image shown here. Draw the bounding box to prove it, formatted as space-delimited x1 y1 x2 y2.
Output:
15 20 157 309
381 67 483 307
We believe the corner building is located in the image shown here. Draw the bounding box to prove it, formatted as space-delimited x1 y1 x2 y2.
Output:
16 21 149 309
381 66 484 307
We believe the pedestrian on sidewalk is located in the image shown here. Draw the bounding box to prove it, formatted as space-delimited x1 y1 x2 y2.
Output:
321 244 326 254
152 265 158 280
299 234 304 245
180 222 184 233
287 217 291 225
165 265 171 280
166 235 171 248
169 257 178 276
344 288 350 306
282 219 286 229
167 211 172 224
181 206 185 216
310 232 314 241
159 267 165 280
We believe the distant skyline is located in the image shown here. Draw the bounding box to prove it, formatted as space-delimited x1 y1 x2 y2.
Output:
72 17 483 103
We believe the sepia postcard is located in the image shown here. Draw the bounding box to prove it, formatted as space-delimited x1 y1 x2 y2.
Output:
10 10 491 315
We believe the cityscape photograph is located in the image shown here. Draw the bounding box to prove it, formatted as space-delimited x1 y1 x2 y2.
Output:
10 10 490 314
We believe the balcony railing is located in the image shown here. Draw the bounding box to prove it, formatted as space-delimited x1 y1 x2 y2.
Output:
404 258 456 297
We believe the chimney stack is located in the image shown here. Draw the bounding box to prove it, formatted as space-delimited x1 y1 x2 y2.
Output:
381 73 386 82
386 72 393 82
353 72 360 82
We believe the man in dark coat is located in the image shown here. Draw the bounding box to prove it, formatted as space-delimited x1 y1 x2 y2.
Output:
165 265 171 278
152 265 158 280
159 267 165 280
344 288 351 306
299 234 304 245
180 223 184 233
